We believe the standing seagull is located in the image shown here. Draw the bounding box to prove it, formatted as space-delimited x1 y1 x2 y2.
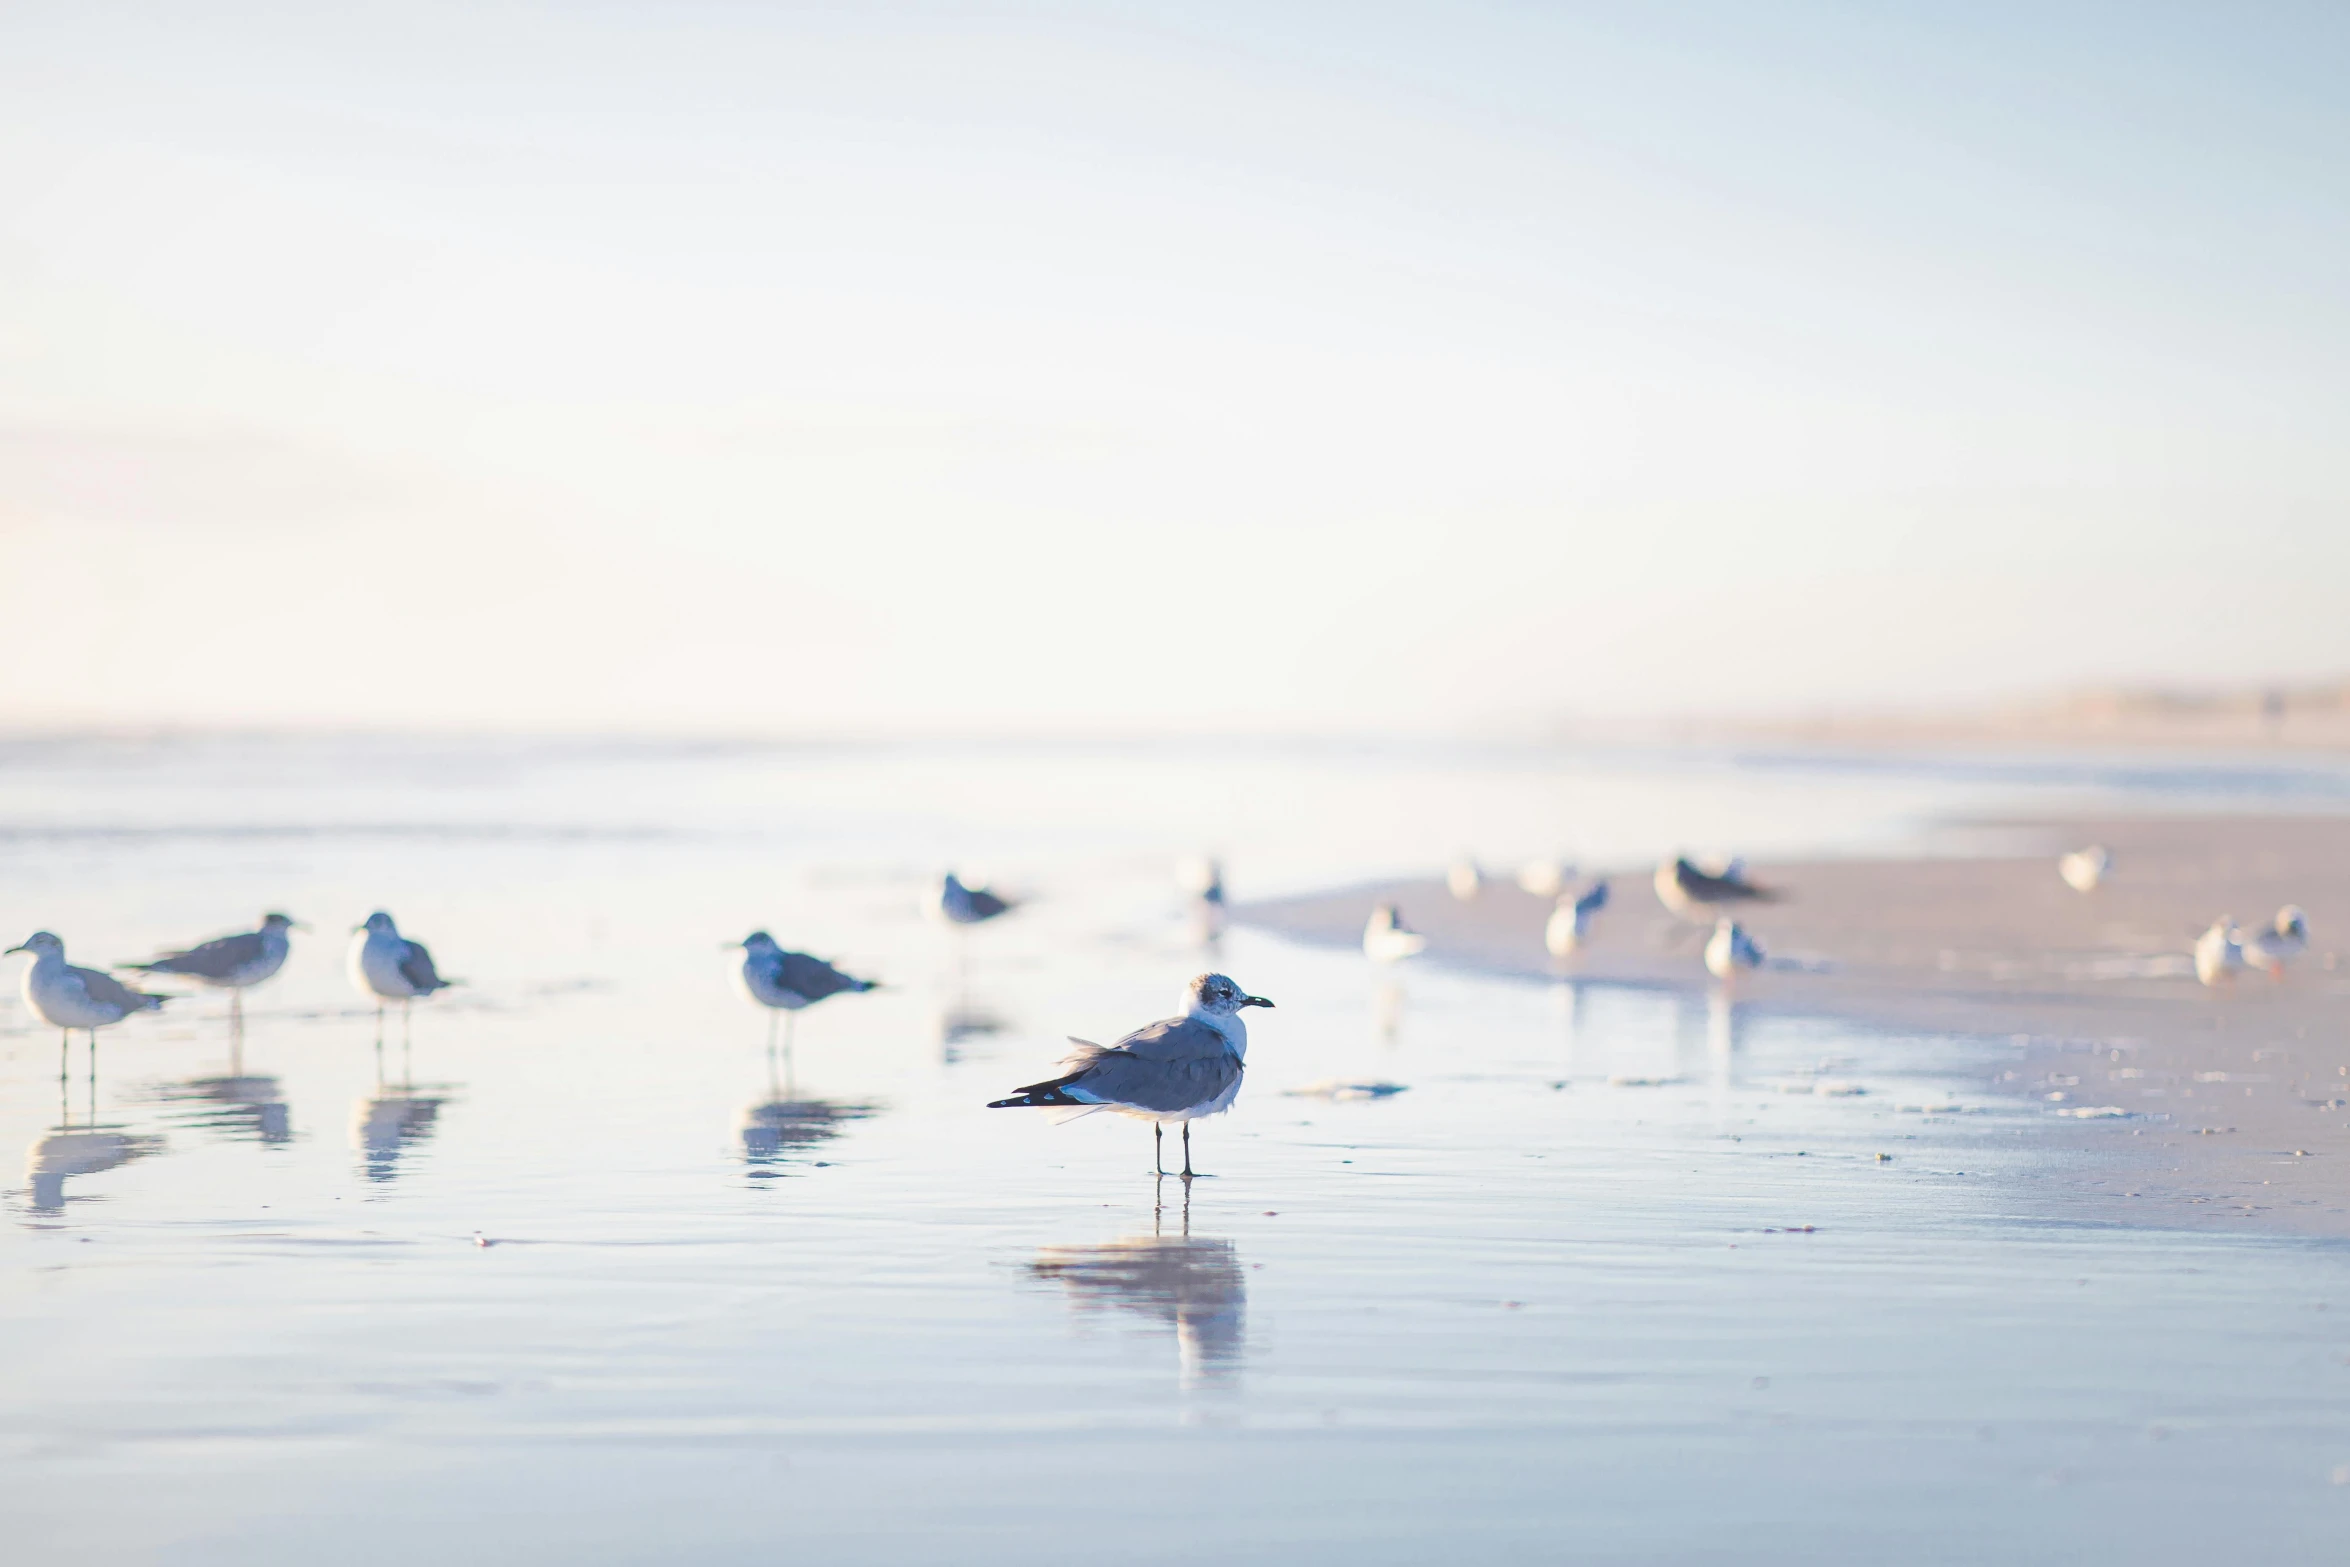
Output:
347 912 456 1042
1362 902 1428 964
2057 846 2110 894
988 973 1273 1177
1545 880 1610 960
7 932 167 1076
2193 917 2244 988
732 931 878 1052
124 912 299 1035
929 872 1017 927
2242 906 2308 978
1704 918 1765 980
1654 856 1779 923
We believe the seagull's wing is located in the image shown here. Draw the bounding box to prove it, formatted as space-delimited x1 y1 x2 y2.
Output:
72 965 165 1013
1681 863 1774 902
1574 881 1610 916
130 930 263 980
776 951 874 1001
1063 1017 1242 1113
398 940 449 993
968 888 1014 919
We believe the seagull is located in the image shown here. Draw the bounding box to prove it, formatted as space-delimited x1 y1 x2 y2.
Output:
1545 880 1610 959
929 872 1017 927
1362 902 1427 964
2058 846 2110 894
1517 859 1573 898
1446 856 1484 902
1704 918 1765 980
1654 855 1778 923
2243 906 2308 977
7 932 167 1061
124 912 300 1032
988 972 1273 1177
347 912 455 1038
2193 917 2244 987
732 931 878 1050
1177 856 1227 942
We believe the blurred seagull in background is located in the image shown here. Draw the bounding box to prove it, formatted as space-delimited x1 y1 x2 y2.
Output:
1517 859 1573 898
1363 902 1428 964
1545 880 1610 959
2058 845 2110 893
930 871 1017 927
1655 855 1778 923
2193 917 2244 987
1704 918 1765 980
733 931 878 1051
1177 855 1227 941
8 932 167 1054
348 912 456 1038
1446 855 1484 901
2242 906 2308 977
987 972 1273 1177
125 912 300 1033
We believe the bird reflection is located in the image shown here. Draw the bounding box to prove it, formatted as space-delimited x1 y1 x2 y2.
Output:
24 1052 161 1214
739 1036 875 1172
1707 990 1744 1096
931 985 1008 1065
1373 976 1407 1046
154 1072 292 1145
352 1087 451 1182
1026 1177 1247 1388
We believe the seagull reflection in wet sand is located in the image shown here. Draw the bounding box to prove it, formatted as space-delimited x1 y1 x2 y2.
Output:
25 1046 162 1214
740 1029 876 1174
153 1073 292 1145
1028 1179 1246 1388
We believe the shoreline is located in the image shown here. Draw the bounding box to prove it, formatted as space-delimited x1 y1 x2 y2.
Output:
1235 814 2350 1240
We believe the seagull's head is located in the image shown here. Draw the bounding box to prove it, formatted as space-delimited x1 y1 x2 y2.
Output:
2278 906 2308 939
357 911 397 936
5 931 63 957
739 930 779 953
262 912 301 932
1189 972 1273 1017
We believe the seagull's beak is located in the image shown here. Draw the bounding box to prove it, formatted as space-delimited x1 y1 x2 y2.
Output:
291 921 310 933
1241 994 1275 1008
3 943 23 955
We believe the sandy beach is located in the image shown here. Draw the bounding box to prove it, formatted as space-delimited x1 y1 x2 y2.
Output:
1237 813 2350 1238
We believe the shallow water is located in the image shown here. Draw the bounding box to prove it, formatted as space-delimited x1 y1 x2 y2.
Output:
3 736 2348 1562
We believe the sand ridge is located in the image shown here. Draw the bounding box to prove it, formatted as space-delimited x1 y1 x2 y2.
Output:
1237 815 2350 1239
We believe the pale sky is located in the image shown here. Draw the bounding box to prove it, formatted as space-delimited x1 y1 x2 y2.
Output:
2 2 2345 734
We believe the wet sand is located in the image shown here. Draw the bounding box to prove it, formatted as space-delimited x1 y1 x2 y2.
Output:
1236 815 2350 1238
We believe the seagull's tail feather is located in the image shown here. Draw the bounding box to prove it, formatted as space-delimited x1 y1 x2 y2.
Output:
987 1078 1089 1110
988 1038 1109 1109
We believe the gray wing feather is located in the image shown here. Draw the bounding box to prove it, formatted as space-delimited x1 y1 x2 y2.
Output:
134 930 264 979
775 952 873 1002
398 940 448 993
73 965 165 1013
1064 1017 1242 1114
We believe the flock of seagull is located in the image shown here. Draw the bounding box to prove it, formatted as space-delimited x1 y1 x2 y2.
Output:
9 846 2313 1186
1363 853 1776 980
1 869 1266 1180
1361 844 2315 992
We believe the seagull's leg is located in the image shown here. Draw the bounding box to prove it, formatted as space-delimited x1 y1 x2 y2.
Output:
401 1000 413 1086
230 987 243 1044
1181 1121 1194 1180
87 1029 99 1123
1153 1122 1164 1176
781 1011 797 1095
